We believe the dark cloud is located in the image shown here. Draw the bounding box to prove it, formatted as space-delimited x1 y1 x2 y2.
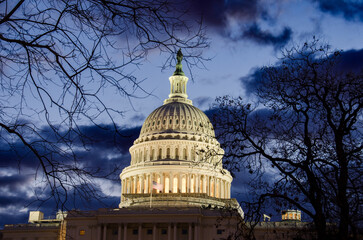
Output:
177 0 292 48
335 48 363 73
242 24 292 49
0 175 31 188
186 0 261 27
0 124 142 228
240 48 363 94
239 67 265 96
313 0 363 21
76 125 140 154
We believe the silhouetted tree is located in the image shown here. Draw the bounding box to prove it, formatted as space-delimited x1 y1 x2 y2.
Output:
213 39 362 240
0 0 208 208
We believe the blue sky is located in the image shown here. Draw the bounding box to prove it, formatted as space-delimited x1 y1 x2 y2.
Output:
1 0 363 227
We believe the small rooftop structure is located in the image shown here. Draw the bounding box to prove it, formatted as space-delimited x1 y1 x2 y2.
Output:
281 209 301 222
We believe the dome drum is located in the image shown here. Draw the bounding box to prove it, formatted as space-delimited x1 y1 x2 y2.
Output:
129 139 224 167
119 165 233 208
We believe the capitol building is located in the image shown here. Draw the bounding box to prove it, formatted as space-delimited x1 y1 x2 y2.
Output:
119 50 240 211
1 51 243 240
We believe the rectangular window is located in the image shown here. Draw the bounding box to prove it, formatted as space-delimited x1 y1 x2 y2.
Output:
161 229 167 235
133 229 138 235
147 229 153 235
79 230 85 235
182 229 188 235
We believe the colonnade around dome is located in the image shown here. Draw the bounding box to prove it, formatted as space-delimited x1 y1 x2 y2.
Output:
121 170 231 201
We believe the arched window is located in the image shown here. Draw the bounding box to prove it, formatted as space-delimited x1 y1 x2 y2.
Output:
183 148 187 160
166 148 170 158
175 148 179 159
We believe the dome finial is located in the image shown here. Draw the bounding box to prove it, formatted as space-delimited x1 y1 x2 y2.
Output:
173 49 185 76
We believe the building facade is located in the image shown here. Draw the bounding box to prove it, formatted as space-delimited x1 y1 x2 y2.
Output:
64 50 243 240
1 51 320 240
1 51 243 240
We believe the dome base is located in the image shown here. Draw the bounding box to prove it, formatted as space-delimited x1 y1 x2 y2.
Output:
119 193 243 217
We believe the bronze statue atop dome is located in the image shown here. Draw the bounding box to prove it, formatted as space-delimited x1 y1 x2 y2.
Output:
173 49 185 76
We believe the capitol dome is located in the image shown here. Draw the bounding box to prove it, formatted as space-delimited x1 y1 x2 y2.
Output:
139 101 215 140
119 50 241 213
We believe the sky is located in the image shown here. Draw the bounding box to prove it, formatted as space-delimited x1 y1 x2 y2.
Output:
1 0 363 227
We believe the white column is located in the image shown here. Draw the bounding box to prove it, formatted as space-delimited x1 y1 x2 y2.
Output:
161 173 165 193
103 225 107 240
229 182 231 198
133 177 137 194
196 175 200 193
117 225 122 240
146 174 150 193
221 180 224 198
124 224 127 240
150 173 154 193
213 177 216 197
188 224 192 240
178 174 182 193
141 175 144 193
206 176 210 196
169 173 173 193
187 174 191 193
